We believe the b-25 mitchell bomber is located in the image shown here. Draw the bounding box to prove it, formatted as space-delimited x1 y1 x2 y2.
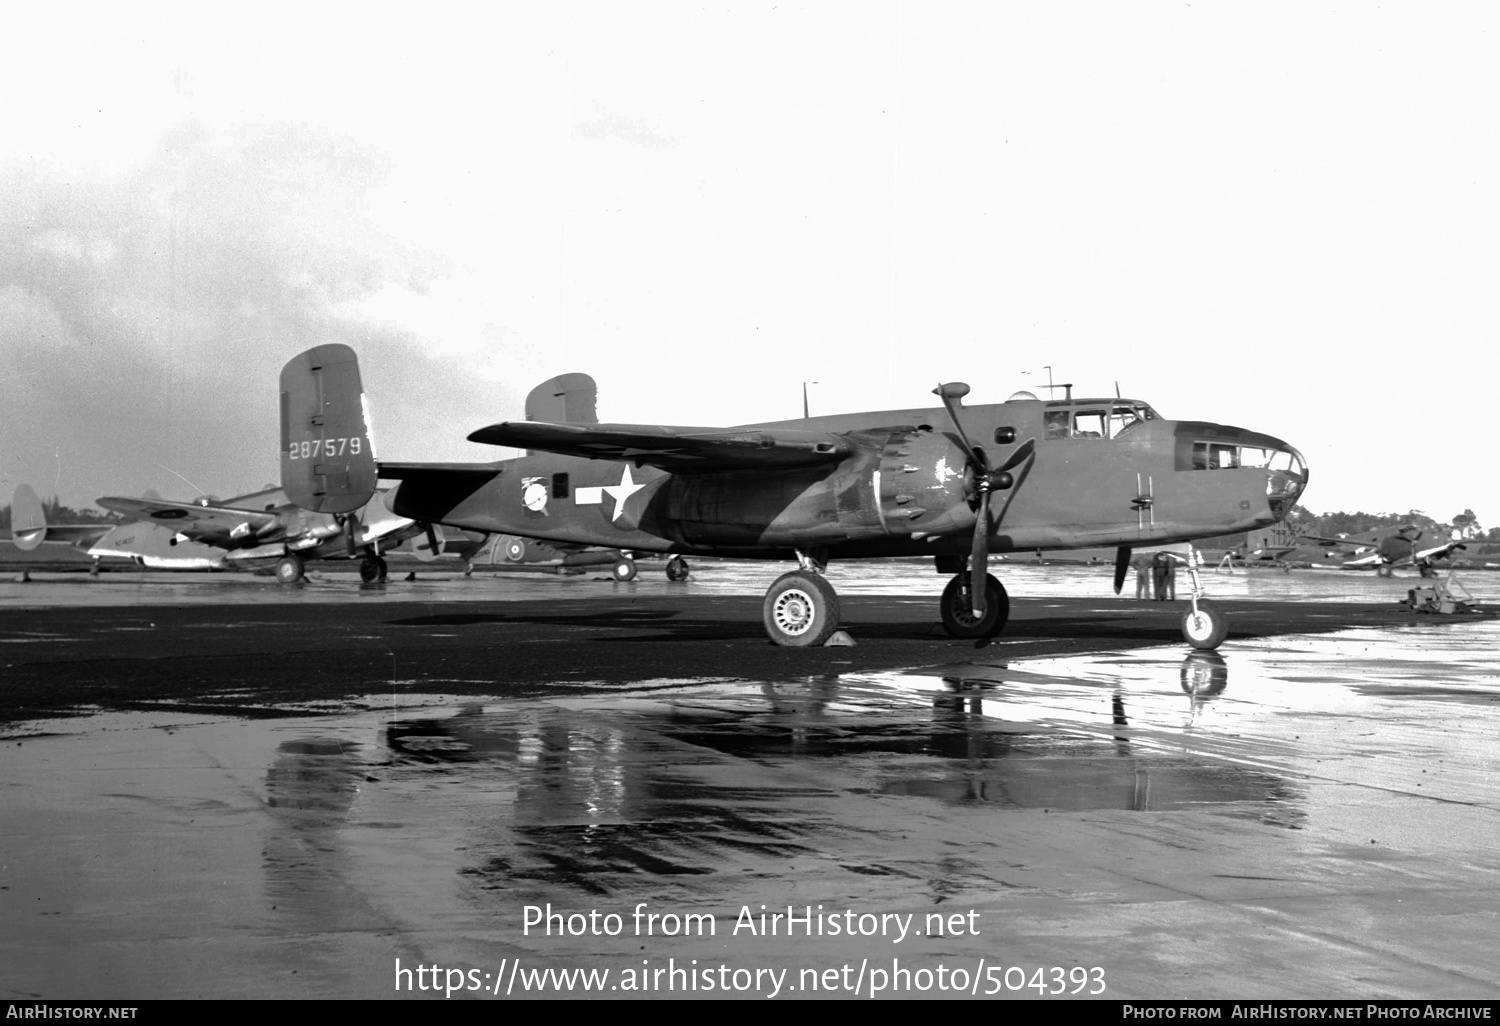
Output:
279 345 1307 648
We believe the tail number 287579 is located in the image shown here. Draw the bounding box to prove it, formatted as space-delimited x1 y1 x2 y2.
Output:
288 437 364 460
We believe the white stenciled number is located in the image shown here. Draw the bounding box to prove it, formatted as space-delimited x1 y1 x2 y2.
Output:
287 436 365 460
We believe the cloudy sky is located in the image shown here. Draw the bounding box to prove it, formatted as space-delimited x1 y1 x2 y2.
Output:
3 2 1497 525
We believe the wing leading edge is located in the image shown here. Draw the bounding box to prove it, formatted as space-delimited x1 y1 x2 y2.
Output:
468 421 853 472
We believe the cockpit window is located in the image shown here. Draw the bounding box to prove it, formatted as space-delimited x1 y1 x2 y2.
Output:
1072 411 1106 438
1109 405 1144 436
1046 402 1156 440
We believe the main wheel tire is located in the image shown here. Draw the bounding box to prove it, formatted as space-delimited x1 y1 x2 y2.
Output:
762 570 841 647
1376 565 1394 578
1182 598 1229 650
612 558 638 582
359 558 380 583
939 573 1009 638
275 554 304 584
666 557 690 582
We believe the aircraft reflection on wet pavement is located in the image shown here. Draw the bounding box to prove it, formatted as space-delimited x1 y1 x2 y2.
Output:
326 660 1303 900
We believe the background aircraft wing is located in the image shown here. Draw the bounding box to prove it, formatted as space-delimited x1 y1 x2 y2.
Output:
96 496 282 547
467 421 854 472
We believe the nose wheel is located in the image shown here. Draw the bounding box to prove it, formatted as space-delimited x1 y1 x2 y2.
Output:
612 557 638 582
1182 598 1228 650
666 556 690 581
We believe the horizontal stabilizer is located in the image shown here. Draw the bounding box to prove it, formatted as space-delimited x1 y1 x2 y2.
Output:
280 344 378 514
9 484 113 550
468 421 853 472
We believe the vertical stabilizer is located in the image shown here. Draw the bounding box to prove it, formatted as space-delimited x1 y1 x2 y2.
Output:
525 373 598 424
10 484 47 550
280 344 378 514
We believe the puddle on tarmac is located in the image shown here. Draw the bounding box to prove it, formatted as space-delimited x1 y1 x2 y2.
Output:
301 656 1310 894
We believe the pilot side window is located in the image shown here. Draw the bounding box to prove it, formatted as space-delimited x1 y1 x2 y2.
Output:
551 473 569 498
1072 411 1106 438
1044 411 1071 439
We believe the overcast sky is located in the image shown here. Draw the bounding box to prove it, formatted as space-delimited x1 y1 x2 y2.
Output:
3 2 1497 525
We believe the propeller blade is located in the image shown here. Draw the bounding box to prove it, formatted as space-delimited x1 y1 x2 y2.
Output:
1113 545 1132 594
995 437 1035 475
969 490 992 618
986 448 1036 528
932 383 987 471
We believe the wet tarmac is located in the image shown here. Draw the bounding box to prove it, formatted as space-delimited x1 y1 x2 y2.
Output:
2 563 1498 999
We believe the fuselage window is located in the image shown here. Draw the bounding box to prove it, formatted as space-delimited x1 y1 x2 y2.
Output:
552 473 570 499
1191 441 1242 470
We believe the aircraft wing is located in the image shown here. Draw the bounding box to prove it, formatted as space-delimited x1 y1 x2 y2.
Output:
96 496 282 547
1415 541 1465 561
466 421 854 472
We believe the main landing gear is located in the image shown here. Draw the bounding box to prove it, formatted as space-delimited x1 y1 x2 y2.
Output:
275 553 305 584
760 551 1010 646
763 567 842 647
939 573 1009 638
666 555 690 581
358 554 389 583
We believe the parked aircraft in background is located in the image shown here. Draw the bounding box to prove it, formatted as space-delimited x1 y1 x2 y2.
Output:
461 533 688 581
9 483 226 570
95 485 430 583
1316 525 1465 577
278 345 1307 649
1229 523 1465 576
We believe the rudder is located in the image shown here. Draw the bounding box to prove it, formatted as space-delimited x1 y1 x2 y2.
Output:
280 344 378 514
10 484 47 550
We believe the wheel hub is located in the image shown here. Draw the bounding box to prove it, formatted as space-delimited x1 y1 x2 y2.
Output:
772 589 815 635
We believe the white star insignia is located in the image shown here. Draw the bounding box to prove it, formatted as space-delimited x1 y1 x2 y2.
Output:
601 465 645 521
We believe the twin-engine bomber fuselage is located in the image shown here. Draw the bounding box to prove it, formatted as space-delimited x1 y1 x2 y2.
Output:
280 345 1307 648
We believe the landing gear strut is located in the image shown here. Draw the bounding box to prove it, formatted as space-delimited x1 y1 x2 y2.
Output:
1180 545 1229 650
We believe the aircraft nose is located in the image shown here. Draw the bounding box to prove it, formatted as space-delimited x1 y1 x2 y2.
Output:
1267 445 1308 517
